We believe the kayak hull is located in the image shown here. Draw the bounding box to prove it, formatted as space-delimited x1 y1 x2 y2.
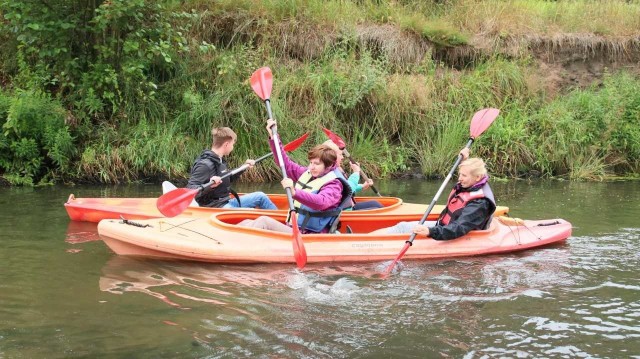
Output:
98 212 571 264
65 193 509 223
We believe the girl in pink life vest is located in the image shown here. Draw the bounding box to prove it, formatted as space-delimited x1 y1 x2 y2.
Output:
371 155 496 240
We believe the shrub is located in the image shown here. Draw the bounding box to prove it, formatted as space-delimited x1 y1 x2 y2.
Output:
0 90 76 184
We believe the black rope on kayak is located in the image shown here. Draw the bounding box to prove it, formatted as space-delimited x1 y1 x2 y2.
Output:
158 219 222 245
120 216 151 228
536 221 560 227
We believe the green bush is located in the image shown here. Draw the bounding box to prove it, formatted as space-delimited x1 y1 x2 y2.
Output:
1 0 640 185
0 0 198 117
0 90 76 185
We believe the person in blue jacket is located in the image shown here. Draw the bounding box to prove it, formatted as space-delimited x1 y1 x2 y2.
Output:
323 140 383 210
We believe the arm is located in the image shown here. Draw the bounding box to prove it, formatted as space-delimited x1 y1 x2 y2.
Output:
428 199 492 240
186 161 217 193
266 118 307 181
269 138 307 182
347 172 364 193
292 179 343 211
229 159 254 182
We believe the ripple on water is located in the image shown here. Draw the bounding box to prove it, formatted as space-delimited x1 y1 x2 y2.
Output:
88 226 640 358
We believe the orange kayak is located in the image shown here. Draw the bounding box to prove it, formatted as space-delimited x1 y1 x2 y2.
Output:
97 212 571 264
64 193 510 223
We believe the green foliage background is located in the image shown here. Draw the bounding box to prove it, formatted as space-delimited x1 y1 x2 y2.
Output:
0 0 639 185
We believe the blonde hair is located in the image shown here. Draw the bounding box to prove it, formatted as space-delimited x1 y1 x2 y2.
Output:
459 158 487 177
211 127 237 148
322 140 340 152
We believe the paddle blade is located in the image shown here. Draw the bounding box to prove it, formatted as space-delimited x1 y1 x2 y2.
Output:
322 128 346 149
250 67 273 100
283 132 309 152
383 242 411 277
156 188 199 217
289 212 307 268
470 108 500 139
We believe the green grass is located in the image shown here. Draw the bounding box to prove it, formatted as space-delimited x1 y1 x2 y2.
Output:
2 0 640 184
70 54 640 183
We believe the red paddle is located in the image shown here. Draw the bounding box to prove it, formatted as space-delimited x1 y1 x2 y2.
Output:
383 108 500 276
250 67 307 269
322 128 382 197
156 132 309 218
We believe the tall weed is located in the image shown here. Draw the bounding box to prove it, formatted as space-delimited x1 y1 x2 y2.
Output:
0 90 76 184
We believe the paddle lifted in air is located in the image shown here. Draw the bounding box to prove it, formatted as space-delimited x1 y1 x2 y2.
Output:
383 108 500 276
250 67 308 269
323 128 383 197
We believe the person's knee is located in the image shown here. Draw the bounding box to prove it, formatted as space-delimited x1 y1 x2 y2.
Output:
254 216 270 228
225 199 239 208
255 192 276 209
389 221 412 234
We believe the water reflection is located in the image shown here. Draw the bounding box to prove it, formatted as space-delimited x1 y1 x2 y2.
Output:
97 244 599 357
4 181 639 357
65 220 100 244
100 257 289 307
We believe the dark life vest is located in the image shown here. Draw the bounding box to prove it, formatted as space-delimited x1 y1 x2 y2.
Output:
188 150 235 208
438 182 496 229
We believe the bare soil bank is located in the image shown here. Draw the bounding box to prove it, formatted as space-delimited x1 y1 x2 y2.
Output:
206 13 639 95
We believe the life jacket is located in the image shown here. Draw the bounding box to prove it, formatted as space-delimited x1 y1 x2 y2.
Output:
190 150 240 208
291 169 353 233
438 182 496 229
342 169 357 210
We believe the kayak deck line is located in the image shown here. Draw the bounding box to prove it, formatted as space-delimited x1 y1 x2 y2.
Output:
65 192 510 223
98 211 571 265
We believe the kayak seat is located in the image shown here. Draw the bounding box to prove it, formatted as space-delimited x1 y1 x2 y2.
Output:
496 216 524 226
327 221 353 234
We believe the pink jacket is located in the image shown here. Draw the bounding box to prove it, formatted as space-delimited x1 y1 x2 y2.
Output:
269 138 343 211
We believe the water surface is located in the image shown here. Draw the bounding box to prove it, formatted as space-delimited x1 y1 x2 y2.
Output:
0 180 638 357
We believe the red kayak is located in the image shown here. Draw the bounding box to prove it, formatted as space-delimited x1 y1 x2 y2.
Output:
64 193 511 223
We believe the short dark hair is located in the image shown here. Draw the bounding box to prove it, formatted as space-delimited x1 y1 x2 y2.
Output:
308 144 337 168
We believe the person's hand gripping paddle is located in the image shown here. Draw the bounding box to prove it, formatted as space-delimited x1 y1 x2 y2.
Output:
156 132 309 218
322 128 382 197
250 67 307 269
383 108 500 277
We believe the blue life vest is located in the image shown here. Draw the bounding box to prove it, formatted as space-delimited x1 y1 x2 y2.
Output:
291 169 353 233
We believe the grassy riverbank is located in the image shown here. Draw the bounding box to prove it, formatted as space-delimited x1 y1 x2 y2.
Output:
1 0 639 185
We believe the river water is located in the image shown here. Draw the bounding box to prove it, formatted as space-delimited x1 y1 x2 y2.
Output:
0 180 638 358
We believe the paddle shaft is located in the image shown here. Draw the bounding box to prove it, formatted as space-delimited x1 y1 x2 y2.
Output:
250 66 307 268
264 100 297 211
198 162 249 191
199 142 293 191
341 148 382 197
405 137 475 246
